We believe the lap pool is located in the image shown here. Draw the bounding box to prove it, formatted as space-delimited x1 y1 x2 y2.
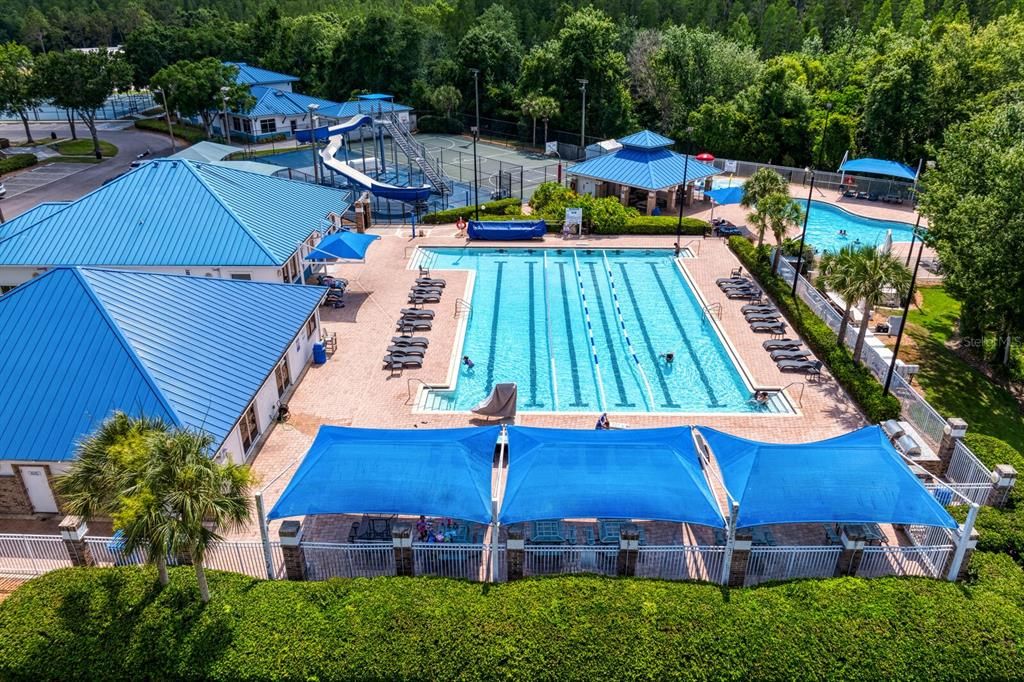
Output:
417 247 778 414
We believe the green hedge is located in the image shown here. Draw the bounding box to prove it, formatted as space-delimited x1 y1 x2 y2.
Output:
134 118 208 145
728 236 901 422
422 198 522 224
0 152 37 175
617 215 708 235
1 559 1023 680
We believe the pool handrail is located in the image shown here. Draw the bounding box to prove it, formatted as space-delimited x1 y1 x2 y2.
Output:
542 252 560 411
601 251 657 411
571 250 608 411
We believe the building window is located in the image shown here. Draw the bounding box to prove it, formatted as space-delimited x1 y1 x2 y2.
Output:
305 315 317 339
239 403 260 453
231 116 242 132
275 358 291 395
282 256 299 283
230 273 252 280
260 118 277 134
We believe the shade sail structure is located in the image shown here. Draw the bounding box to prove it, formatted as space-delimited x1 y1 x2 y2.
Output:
306 230 380 261
500 426 725 527
268 426 500 523
706 186 744 205
698 426 957 529
838 158 917 181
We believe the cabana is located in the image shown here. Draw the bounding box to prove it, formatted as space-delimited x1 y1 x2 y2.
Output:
838 156 920 202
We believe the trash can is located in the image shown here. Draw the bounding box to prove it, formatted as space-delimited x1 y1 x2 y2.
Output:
312 342 327 365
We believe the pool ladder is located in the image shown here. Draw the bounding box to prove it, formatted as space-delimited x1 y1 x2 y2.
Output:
701 302 723 321
454 298 472 318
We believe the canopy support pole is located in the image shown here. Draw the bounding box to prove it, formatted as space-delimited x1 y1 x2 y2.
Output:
719 501 739 586
254 492 276 580
490 498 500 583
946 503 979 581
490 426 509 583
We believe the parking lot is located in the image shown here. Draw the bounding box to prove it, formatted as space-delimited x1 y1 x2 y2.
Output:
2 163 88 199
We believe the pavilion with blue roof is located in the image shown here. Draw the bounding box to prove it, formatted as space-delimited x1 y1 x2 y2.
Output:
0 267 326 514
567 130 719 215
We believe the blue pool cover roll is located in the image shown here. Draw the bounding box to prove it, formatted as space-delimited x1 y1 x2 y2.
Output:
467 220 546 240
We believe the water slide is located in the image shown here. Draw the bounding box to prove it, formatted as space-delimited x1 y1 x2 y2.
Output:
294 116 434 202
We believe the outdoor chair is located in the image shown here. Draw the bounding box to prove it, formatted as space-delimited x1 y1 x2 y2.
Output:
750 321 786 333
530 520 566 544
387 345 425 358
776 359 822 374
769 349 811 361
741 304 777 314
762 338 802 351
392 335 429 347
408 294 441 304
400 308 434 319
598 519 627 544
396 318 432 331
416 277 446 288
745 313 781 323
726 289 762 300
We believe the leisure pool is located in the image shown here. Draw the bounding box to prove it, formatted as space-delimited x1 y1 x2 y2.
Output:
798 200 914 253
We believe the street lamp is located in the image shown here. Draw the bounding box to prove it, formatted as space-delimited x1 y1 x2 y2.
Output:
307 103 320 185
471 125 480 221
469 68 480 138
220 86 232 145
816 102 833 169
791 103 833 296
675 126 694 244
577 79 588 153
152 88 176 152
884 214 925 395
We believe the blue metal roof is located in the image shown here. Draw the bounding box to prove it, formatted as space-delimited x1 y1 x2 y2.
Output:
0 160 352 267
357 93 395 101
227 62 300 86
318 99 412 119
0 202 69 240
568 148 719 191
618 129 674 149
0 268 325 462
243 86 341 118
839 158 918 181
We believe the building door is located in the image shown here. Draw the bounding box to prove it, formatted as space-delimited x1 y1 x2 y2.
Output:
20 466 58 513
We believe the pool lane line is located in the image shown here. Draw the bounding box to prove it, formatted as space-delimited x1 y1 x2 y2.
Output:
541 252 559 411
647 262 721 406
602 251 657 410
615 262 680 409
484 261 504 395
556 261 587 408
525 260 542 408
585 261 634 408
571 251 609 410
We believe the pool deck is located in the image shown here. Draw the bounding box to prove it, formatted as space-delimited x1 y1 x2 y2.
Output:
233 216 893 539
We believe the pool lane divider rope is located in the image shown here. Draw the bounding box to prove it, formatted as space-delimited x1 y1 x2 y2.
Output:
572 250 608 410
525 260 541 408
484 260 504 395
541 252 559 411
602 251 657 411
556 261 586 408
584 260 633 408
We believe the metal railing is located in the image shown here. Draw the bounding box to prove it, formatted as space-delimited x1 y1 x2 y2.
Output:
857 545 953 579
0 534 73 577
455 298 472 318
204 540 284 579
413 543 487 581
744 546 841 586
302 542 396 580
946 441 995 494
635 545 725 583
702 302 723 321
85 537 147 567
710 157 917 197
779 381 806 407
523 546 618 577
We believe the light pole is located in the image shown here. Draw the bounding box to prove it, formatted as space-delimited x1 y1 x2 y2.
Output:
469 68 480 138
153 88 176 152
308 103 320 184
791 103 832 296
577 79 588 153
816 102 833 169
884 214 925 395
471 125 480 221
220 86 232 145
676 126 693 244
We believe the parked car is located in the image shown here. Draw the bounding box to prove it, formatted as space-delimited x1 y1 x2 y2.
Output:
0 181 6 198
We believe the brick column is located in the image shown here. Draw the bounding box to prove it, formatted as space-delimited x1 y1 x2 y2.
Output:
392 524 413 577
278 520 306 581
616 524 640 577
506 527 524 581
937 417 968 476
834 530 867 577
987 464 1018 508
58 515 94 567
645 191 657 216
727 531 752 587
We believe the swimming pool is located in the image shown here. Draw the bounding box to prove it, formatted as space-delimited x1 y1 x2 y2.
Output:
417 248 774 414
798 200 914 253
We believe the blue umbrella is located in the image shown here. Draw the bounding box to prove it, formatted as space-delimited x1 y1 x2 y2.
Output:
307 230 381 261
706 186 744 205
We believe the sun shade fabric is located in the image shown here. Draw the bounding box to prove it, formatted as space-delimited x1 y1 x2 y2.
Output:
838 158 917 181
268 426 500 523
706 186 744 205
698 426 957 529
500 426 725 527
467 220 546 240
306 230 380 261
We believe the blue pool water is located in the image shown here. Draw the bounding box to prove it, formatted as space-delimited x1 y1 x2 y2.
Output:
421 248 761 413
799 200 914 253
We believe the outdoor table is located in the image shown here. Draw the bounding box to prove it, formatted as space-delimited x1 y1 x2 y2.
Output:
598 519 626 544
530 520 565 544
840 522 886 545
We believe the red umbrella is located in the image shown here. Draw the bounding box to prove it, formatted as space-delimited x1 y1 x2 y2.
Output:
696 152 715 162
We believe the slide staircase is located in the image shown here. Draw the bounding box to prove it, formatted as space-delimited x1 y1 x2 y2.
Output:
377 112 450 196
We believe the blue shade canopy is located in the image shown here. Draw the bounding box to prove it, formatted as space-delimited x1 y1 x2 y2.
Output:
838 158 917 181
268 426 500 523
500 426 725 527
698 426 957 529
306 230 380 261
706 186 744 205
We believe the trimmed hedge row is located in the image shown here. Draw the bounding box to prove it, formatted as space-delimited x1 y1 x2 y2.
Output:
422 198 523 224
1 556 1023 681
617 215 708 235
0 152 37 175
728 236 901 422
134 118 208 144
952 433 1024 564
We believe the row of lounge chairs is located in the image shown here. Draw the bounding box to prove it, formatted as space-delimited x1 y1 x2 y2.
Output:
710 218 744 237
384 270 447 374
841 189 904 204
716 270 764 301
760 337 822 375
317 275 348 309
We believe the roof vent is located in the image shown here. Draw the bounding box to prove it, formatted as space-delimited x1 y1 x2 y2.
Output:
274 90 285 97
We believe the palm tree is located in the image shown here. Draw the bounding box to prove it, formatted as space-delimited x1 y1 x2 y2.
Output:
142 429 254 603
740 168 790 247
55 412 174 585
428 84 462 119
757 193 804 273
817 245 865 347
521 94 559 147
848 249 913 363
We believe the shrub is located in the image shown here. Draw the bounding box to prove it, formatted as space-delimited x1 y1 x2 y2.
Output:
421 198 522 224
618 216 708 235
0 152 37 175
416 115 464 134
729 236 901 422
134 118 207 144
965 433 1024 472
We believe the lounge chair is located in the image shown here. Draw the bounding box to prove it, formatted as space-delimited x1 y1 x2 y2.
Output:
716 225 743 236
750 321 786 334
717 276 750 286
397 319 432 331
411 287 442 296
777 359 823 374
842 189 857 199
770 349 812 361
408 293 441 304
392 335 429 347
726 289 762 300
400 308 434 319
416 277 446 288
387 345 425 357
720 281 757 291
383 354 423 368
745 313 781 323
730 267 743 277
762 338 802 350
741 304 776 314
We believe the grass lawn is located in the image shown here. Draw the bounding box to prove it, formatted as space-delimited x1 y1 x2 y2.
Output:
50 138 118 157
905 286 1024 452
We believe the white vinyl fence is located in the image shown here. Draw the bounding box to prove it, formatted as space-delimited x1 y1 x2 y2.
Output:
744 546 841 586
0 534 73 577
944 442 996 505
413 543 488 581
856 545 953 579
710 157 916 197
522 545 618 577
635 545 724 583
302 542 395 580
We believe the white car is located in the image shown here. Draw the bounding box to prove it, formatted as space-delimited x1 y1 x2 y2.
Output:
0 181 6 198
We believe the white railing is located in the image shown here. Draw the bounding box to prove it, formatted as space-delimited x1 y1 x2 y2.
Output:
85 537 147 567
523 546 618 577
413 543 487 581
204 540 284 579
302 542 395 580
857 545 953 579
635 546 725 583
744 546 841 586
946 441 995 502
0 534 73 577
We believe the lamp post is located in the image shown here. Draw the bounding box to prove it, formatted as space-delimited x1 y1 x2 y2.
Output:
469 68 480 137
308 103 320 184
675 126 693 244
471 125 480 221
790 103 832 296
153 88 176 152
577 79 588 153
905 227 918 267
220 86 232 145
884 214 925 395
